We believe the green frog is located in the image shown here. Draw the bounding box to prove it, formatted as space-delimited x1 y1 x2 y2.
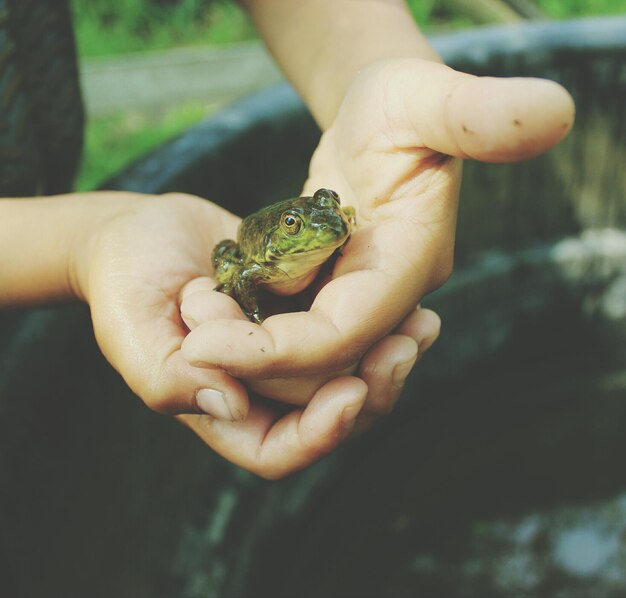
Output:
213 188 356 323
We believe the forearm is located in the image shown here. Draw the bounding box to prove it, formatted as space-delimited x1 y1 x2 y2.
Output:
0 193 130 306
241 0 440 129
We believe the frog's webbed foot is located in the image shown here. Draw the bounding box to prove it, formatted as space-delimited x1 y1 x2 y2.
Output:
238 291 265 324
343 206 357 227
212 239 240 268
213 239 243 297
247 308 264 324
213 278 264 322
235 265 266 324
214 282 231 294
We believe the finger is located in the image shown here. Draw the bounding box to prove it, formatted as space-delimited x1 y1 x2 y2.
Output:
242 307 440 406
91 296 250 420
244 310 436 420
179 276 216 303
247 363 354 406
153 351 250 421
180 286 247 330
395 306 441 356
178 377 368 479
365 59 575 162
359 334 418 416
352 307 440 434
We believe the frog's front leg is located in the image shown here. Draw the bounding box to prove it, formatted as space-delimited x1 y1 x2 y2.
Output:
213 239 241 294
343 206 357 227
234 264 267 323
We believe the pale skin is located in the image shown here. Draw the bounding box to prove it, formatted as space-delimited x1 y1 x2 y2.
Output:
0 0 574 479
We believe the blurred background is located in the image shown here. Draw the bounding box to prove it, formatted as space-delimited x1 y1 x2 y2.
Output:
71 0 626 191
3 3 625 596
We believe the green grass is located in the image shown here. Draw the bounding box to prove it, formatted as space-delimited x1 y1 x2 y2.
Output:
72 0 257 59
404 0 626 28
76 102 216 191
534 0 626 18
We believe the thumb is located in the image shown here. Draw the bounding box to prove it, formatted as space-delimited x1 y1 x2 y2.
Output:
377 59 575 162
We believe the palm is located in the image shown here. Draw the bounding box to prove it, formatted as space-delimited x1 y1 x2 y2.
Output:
90 195 234 307
86 194 242 411
303 70 461 304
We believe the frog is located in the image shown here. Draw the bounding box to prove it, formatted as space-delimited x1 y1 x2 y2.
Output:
212 188 356 323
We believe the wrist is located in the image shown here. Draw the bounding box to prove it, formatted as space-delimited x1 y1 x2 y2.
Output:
0 192 143 307
67 192 145 304
245 0 440 129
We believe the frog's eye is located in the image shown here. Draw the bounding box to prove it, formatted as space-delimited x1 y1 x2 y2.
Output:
281 212 302 235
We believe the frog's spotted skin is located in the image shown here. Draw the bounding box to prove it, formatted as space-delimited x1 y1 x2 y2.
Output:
213 188 355 323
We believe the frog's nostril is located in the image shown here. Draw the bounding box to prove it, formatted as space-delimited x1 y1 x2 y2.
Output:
315 188 340 206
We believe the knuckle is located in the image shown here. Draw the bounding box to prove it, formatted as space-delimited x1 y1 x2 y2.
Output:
137 373 182 416
310 350 356 375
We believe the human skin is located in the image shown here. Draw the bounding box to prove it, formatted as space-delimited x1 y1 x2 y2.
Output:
0 0 574 479
0 192 438 479
178 0 575 475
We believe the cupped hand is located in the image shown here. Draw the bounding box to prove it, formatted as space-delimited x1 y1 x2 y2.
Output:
76 192 438 478
181 58 575 378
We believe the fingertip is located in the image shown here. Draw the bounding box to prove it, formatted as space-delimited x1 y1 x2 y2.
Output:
180 290 247 331
140 350 251 422
450 76 575 162
360 334 418 379
299 376 368 446
178 276 216 305
417 317 441 355
340 380 369 438
195 372 250 422
498 77 575 160
397 307 441 354
180 310 199 331
359 335 417 416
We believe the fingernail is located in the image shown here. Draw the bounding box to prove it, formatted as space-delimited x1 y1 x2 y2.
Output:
392 357 417 389
196 389 236 421
181 311 199 330
341 403 362 428
416 314 441 354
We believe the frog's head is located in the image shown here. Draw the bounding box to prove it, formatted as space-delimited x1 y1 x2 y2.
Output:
239 188 353 277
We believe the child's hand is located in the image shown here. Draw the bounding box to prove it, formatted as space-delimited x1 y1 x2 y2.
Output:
74 191 438 478
179 276 440 475
181 59 574 379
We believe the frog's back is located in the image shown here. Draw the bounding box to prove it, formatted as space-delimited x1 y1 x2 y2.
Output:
237 197 299 258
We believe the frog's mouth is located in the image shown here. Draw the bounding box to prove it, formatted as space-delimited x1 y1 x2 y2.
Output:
275 244 341 279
